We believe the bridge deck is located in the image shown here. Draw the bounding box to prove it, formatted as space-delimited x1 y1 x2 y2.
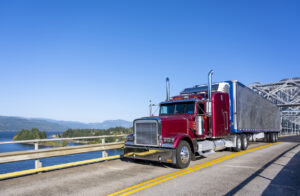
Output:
0 136 299 196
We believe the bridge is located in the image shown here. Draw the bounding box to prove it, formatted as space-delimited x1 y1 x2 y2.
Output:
0 135 299 195
1 78 299 195
249 77 300 134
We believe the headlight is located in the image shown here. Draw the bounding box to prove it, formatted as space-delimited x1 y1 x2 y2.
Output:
163 137 175 144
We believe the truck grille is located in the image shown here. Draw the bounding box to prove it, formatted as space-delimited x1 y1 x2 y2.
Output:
134 120 159 146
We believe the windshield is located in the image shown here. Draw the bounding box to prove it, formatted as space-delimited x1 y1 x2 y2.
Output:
160 102 195 115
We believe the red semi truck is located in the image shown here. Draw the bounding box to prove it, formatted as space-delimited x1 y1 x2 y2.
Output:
124 71 281 168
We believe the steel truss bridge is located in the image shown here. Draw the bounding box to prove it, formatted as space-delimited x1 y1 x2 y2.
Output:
249 78 300 135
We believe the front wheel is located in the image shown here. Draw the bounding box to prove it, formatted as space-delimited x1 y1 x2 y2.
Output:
175 141 191 169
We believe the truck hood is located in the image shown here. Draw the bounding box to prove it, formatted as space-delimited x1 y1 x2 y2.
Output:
158 115 191 137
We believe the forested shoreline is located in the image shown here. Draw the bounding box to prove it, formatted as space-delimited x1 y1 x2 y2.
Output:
61 127 133 143
13 127 133 145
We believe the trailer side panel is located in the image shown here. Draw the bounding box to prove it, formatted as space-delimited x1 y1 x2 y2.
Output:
235 82 281 132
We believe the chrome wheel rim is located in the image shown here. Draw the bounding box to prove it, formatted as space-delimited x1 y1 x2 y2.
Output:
180 146 189 164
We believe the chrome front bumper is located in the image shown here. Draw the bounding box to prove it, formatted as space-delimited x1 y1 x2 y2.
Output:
124 145 176 164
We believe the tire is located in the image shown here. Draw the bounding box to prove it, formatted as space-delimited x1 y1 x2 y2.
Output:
275 133 278 142
232 135 242 152
175 140 191 169
270 133 276 143
241 134 248 150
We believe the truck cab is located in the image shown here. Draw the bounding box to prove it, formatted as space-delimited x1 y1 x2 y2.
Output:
124 73 232 168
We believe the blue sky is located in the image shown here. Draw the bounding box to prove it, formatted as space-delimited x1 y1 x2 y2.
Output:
0 0 299 122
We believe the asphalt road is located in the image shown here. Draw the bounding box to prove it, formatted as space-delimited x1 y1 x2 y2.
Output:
0 136 299 196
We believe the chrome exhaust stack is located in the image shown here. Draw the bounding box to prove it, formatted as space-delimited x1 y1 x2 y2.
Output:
166 77 170 101
207 70 213 116
207 70 213 136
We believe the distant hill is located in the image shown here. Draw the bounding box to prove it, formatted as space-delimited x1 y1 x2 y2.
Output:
0 116 132 132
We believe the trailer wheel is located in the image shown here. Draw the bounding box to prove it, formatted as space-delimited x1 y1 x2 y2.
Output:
270 133 276 143
275 133 279 142
241 134 248 150
232 135 242 152
175 140 191 169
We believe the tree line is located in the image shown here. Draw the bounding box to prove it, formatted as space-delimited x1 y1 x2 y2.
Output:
13 128 47 140
61 127 133 143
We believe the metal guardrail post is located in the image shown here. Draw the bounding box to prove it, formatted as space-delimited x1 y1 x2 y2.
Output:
101 138 107 158
34 142 42 169
102 151 108 158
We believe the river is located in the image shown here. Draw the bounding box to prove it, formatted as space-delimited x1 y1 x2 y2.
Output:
0 132 123 174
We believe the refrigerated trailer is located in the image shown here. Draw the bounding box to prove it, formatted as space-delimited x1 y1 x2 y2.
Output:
124 71 281 168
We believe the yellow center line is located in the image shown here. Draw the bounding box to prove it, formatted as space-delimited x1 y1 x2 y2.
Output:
108 142 280 196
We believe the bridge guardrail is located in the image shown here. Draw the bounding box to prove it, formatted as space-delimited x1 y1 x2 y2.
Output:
0 134 127 171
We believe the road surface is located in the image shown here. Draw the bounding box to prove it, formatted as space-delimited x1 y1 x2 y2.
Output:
0 135 299 196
